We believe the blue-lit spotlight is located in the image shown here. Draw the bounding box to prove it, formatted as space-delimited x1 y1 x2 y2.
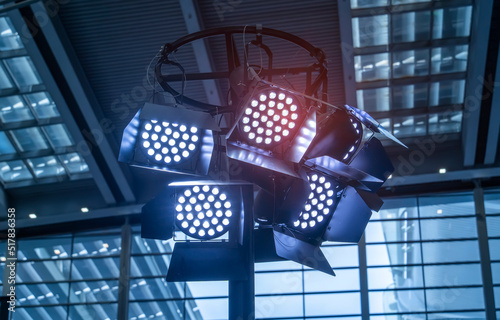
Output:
119 103 219 176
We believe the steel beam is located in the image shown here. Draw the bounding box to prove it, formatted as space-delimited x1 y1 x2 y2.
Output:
337 0 357 106
473 183 496 320
29 2 136 203
178 0 223 106
462 0 494 166
7 9 117 204
385 166 500 187
484 40 500 164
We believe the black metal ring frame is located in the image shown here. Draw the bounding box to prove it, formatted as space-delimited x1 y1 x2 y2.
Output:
155 26 328 113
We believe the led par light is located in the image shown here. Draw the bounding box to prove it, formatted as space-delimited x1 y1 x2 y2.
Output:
140 181 254 282
226 67 316 177
174 184 236 240
119 103 219 176
237 88 306 148
289 170 344 239
141 181 246 242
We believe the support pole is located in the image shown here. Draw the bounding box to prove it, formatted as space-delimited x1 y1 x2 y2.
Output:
229 185 255 320
117 218 132 320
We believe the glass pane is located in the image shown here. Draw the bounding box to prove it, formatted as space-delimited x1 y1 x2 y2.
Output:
424 264 482 287
369 290 425 313
351 0 388 8
487 216 500 237
305 293 361 316
0 160 32 182
73 233 121 258
431 45 468 74
0 95 34 123
490 262 499 284
355 53 390 82
27 156 66 178
130 255 170 277
420 217 478 240
304 269 360 292
132 236 173 254
485 192 500 214
0 131 16 155
428 312 486 319
371 315 426 320
4 56 42 89
422 241 480 264
191 298 228 320
367 243 422 266
18 236 72 260
428 111 462 134
392 84 428 109
25 92 60 119
15 306 68 320
69 280 119 303
17 260 71 283
187 281 228 298
0 64 15 90
365 219 420 243
59 153 89 174
372 198 418 220
70 257 120 280
368 266 424 289
322 245 359 268
129 278 184 301
393 49 429 78
352 15 389 48
419 194 475 217
256 271 303 294
393 115 427 138
11 127 49 152
43 124 74 148
392 0 430 4
490 239 500 261
392 11 431 43
69 303 117 320
17 282 69 306
255 260 303 271
0 17 23 51
129 301 183 320
426 287 484 311
429 80 465 106
356 87 389 112
433 6 472 39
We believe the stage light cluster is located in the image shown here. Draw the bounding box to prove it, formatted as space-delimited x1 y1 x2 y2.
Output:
239 89 302 147
140 120 200 164
175 185 233 240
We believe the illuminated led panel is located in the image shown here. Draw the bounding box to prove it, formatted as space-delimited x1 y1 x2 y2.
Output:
238 89 304 147
174 185 234 240
291 170 343 237
119 103 219 176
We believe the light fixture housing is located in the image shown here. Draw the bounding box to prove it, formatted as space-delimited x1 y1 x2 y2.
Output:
141 181 248 242
141 181 254 282
119 102 219 176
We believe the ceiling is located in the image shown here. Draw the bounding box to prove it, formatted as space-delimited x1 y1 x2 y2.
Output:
0 0 499 228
